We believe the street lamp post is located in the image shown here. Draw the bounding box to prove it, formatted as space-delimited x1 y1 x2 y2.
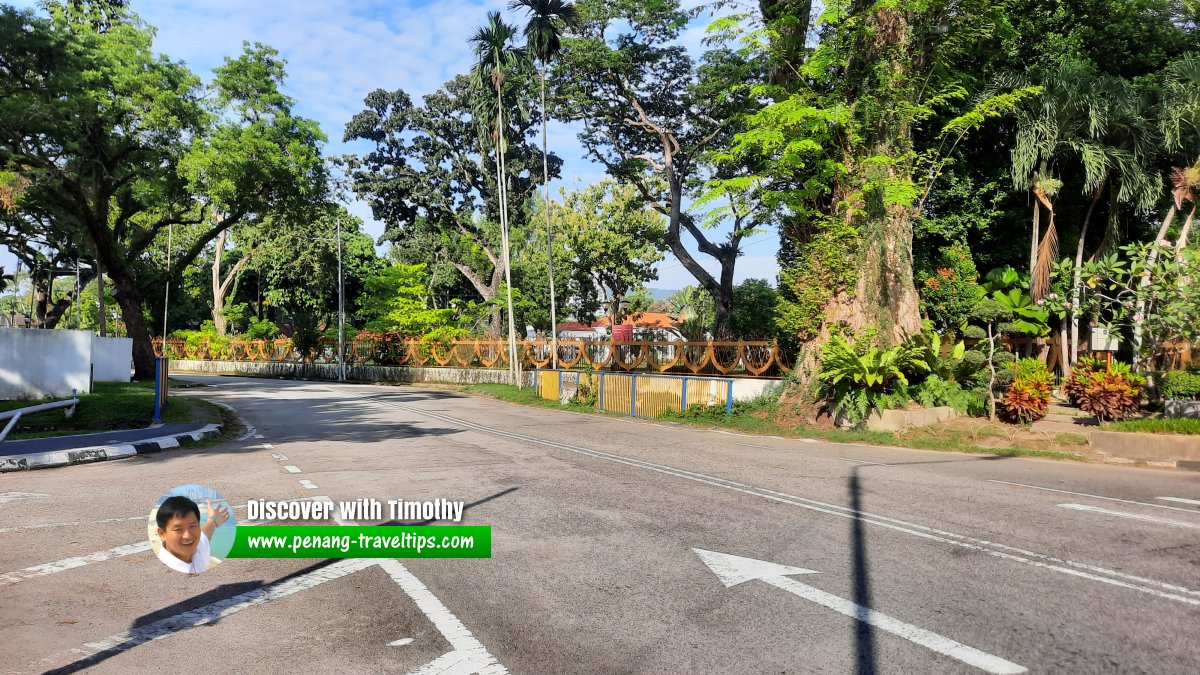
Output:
336 216 345 383
162 223 172 339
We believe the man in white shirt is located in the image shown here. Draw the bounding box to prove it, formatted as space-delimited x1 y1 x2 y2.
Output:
154 496 230 574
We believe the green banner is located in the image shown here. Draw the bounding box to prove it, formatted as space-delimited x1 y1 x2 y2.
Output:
226 525 491 558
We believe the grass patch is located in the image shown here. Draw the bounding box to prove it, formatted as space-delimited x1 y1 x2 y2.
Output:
1 381 208 439
462 384 1087 462
1103 417 1200 435
465 383 598 414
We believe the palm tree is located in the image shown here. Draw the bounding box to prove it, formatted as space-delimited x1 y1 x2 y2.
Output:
471 12 525 386
1010 61 1110 303
510 0 578 371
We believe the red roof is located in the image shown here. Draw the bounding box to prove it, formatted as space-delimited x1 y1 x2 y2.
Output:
592 312 677 329
555 321 593 332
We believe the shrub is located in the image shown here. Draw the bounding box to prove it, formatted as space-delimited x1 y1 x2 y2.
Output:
1077 363 1144 422
912 375 974 413
1064 356 1105 405
961 325 986 340
817 335 929 426
1000 359 1052 424
243 319 279 341
1160 370 1200 400
291 323 323 361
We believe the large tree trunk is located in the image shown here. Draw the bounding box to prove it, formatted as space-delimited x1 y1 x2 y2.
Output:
758 0 814 85
1131 203 1185 368
210 230 253 337
31 274 48 328
106 265 156 380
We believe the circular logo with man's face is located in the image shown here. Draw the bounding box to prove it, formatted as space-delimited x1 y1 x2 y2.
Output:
148 484 236 575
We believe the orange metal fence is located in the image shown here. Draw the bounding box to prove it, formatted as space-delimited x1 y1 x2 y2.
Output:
153 337 792 378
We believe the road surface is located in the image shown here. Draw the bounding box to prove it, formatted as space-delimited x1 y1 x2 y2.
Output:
1 376 1197 674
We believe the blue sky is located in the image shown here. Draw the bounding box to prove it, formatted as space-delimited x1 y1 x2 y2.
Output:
2 0 780 290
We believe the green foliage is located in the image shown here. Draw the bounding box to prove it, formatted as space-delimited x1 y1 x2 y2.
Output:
243 319 279 341
1104 417 1200 435
918 245 984 331
817 335 929 425
359 263 458 339
1160 370 1200 400
912 375 976 414
776 219 859 343
961 325 987 340
668 286 715 331
290 316 323 361
728 279 778 339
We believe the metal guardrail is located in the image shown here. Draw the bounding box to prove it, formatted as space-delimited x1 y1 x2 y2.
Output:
153 336 791 378
0 398 79 442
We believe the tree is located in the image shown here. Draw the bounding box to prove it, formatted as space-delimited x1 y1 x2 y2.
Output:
729 279 779 339
553 180 666 326
553 0 765 333
359 263 458 337
471 11 526 384
0 5 326 377
342 76 559 335
510 0 579 367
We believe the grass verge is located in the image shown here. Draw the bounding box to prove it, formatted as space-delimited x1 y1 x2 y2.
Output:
462 384 1087 462
1103 417 1200 435
0 380 215 440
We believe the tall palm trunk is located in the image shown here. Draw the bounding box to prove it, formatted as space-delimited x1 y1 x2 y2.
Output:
541 61 559 370
1131 202 1181 368
496 80 520 387
1070 180 1107 366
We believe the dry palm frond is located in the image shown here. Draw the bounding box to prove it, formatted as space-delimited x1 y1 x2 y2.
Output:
1032 214 1059 300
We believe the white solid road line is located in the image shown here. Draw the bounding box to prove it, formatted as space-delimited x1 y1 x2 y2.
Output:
0 541 150 587
284 465 301 473
1058 503 1200 530
1158 497 1200 507
299 479 318 489
988 480 1200 514
371 398 1200 607
695 549 1026 674
77 558 376 655
390 638 414 647
380 559 508 675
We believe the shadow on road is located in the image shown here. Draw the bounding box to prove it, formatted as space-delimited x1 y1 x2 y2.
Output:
849 466 877 675
40 487 518 675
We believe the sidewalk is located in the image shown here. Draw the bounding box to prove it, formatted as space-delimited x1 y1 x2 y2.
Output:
0 423 222 472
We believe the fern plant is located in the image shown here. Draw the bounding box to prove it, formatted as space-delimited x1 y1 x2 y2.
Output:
818 336 929 426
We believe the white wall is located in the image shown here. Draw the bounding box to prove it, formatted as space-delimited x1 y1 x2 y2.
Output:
0 328 93 400
91 335 133 382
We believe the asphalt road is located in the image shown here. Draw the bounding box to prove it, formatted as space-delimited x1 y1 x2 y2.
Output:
1 375 1198 674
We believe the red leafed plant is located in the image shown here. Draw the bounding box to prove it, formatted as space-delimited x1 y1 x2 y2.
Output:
1076 367 1144 422
1063 356 1104 406
1000 358 1053 424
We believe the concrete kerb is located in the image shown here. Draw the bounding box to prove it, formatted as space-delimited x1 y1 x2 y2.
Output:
0 424 222 473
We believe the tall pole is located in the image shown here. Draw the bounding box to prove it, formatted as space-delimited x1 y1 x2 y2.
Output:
337 215 345 383
497 80 519 387
162 223 172 340
541 61 559 371
75 259 81 329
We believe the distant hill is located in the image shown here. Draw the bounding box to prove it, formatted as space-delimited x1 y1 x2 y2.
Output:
647 287 678 301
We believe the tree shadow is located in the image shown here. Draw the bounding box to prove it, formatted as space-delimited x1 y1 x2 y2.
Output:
40 487 518 675
848 465 878 675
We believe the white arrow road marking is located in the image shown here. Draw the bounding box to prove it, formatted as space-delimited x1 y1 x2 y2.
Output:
298 479 318 489
284 465 301 473
1058 503 1200 530
0 542 150 587
390 638 414 647
0 491 50 506
1158 497 1200 507
271 452 288 461
988 480 1200 514
367 399 1200 607
694 549 1027 675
